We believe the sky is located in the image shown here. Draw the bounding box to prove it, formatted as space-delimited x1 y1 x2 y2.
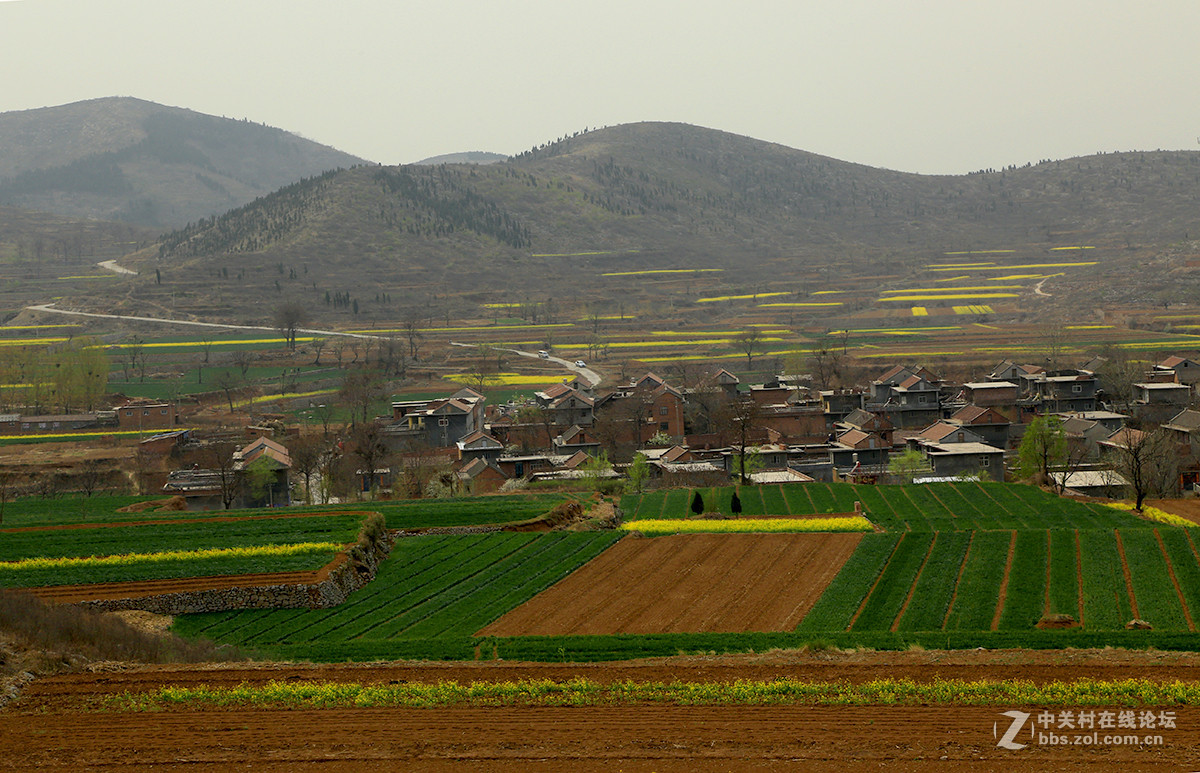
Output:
1 0 1198 175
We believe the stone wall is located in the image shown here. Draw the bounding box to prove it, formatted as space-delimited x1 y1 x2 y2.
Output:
78 524 394 616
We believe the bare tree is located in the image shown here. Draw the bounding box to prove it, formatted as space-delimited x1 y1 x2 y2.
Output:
726 396 763 485
1103 427 1178 509
805 345 845 391
76 458 105 497
340 367 385 426
289 433 327 505
207 441 243 510
403 316 423 361
274 301 309 350
310 337 328 366
214 370 240 413
350 422 390 498
733 329 763 369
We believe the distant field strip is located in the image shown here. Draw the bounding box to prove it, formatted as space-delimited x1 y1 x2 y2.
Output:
601 268 723 276
929 262 1097 271
880 294 1018 301
881 286 1022 294
697 292 789 303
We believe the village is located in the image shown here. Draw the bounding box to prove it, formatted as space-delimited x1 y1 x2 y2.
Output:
4 348 1196 511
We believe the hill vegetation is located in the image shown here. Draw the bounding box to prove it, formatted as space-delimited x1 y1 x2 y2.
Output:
61 121 1194 324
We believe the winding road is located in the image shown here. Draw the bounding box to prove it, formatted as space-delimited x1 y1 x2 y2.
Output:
451 341 600 387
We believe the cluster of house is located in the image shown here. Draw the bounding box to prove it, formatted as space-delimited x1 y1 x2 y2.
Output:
149 352 1200 508
369 353 1200 497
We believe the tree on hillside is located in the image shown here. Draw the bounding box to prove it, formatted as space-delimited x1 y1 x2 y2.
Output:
690 490 704 515
1018 415 1068 488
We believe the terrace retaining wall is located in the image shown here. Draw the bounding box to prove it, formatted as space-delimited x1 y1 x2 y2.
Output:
76 528 394 616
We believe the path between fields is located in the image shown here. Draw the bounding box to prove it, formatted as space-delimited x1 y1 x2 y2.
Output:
1034 277 1052 296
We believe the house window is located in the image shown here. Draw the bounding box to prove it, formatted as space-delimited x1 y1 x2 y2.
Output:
659 407 668 416
981 457 990 467
161 409 168 415
918 394 928 404
1072 384 1082 393
659 422 669 431
438 417 449 427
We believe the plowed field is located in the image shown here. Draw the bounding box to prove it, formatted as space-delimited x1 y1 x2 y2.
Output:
7 650 1200 771
478 532 862 636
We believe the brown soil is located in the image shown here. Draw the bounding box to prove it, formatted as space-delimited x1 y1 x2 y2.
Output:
6 649 1200 771
478 533 862 636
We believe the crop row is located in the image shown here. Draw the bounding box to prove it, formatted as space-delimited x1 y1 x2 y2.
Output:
108 677 1200 711
0 513 365 564
621 517 872 535
800 528 1199 633
172 532 621 649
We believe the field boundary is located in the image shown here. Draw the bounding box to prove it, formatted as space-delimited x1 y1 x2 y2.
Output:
1155 529 1195 631
989 531 1016 631
1113 531 1140 620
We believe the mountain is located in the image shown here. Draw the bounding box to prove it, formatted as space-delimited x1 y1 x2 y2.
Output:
94 122 1200 320
0 97 368 228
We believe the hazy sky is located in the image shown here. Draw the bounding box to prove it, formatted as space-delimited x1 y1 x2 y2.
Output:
2 0 1198 174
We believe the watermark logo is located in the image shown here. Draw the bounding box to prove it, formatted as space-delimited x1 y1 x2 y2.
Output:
994 709 1175 749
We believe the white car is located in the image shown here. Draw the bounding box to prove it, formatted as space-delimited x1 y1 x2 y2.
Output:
574 360 586 368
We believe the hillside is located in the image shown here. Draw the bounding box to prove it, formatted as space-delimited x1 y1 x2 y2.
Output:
54 121 1200 323
0 97 368 228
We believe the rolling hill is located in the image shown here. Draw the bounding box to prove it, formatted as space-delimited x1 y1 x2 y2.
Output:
18 119 1200 325
0 97 368 228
